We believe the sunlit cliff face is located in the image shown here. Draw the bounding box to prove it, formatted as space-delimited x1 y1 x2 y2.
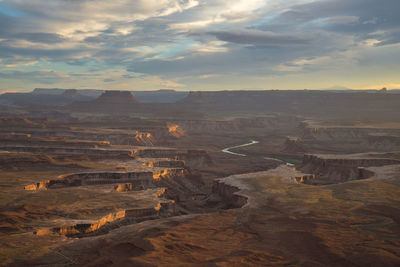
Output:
167 122 185 138
0 0 399 91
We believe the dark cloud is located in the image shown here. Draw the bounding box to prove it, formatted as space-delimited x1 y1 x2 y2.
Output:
272 0 400 45
126 41 325 77
209 29 310 45
13 32 66 43
0 70 64 84
0 42 91 61
375 31 400 46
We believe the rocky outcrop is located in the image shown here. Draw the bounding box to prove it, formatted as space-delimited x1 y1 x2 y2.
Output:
24 180 52 191
293 174 316 184
153 168 187 180
134 132 156 146
113 183 133 192
166 122 185 138
142 159 185 168
153 188 167 198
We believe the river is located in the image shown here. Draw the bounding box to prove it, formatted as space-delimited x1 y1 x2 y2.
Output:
222 140 295 166
221 140 259 157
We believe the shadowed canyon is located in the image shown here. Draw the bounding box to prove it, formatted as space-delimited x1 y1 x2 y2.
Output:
0 89 400 266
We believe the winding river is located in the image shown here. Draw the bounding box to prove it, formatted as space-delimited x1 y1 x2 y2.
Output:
221 140 259 157
222 140 295 166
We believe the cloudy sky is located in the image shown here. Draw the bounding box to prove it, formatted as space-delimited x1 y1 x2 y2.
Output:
0 0 399 92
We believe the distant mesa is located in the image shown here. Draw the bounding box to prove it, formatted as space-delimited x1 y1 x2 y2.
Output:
94 90 140 104
61 89 83 98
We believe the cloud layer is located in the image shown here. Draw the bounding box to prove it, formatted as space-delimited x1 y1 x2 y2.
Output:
0 0 399 91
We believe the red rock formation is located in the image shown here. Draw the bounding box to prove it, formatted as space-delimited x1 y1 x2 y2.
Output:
293 174 316 184
142 160 185 168
166 122 185 138
113 183 133 192
35 202 176 237
134 132 156 146
153 168 187 180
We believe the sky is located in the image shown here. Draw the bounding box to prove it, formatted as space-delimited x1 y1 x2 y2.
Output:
0 0 399 92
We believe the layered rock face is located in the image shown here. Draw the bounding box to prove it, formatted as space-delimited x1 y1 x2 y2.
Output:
153 168 187 180
300 125 400 142
0 136 111 149
93 91 140 104
0 116 184 147
25 171 154 190
2 146 131 158
299 154 400 183
142 159 185 168
172 116 300 134
298 121 400 152
132 149 213 168
134 132 156 146
166 122 185 138
35 202 175 237
365 134 400 150
25 167 193 191
178 90 400 121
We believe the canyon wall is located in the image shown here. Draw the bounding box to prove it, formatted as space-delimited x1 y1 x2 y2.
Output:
35 201 175 237
142 159 185 168
212 180 248 209
299 154 400 183
25 171 154 190
132 149 213 168
298 122 400 152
